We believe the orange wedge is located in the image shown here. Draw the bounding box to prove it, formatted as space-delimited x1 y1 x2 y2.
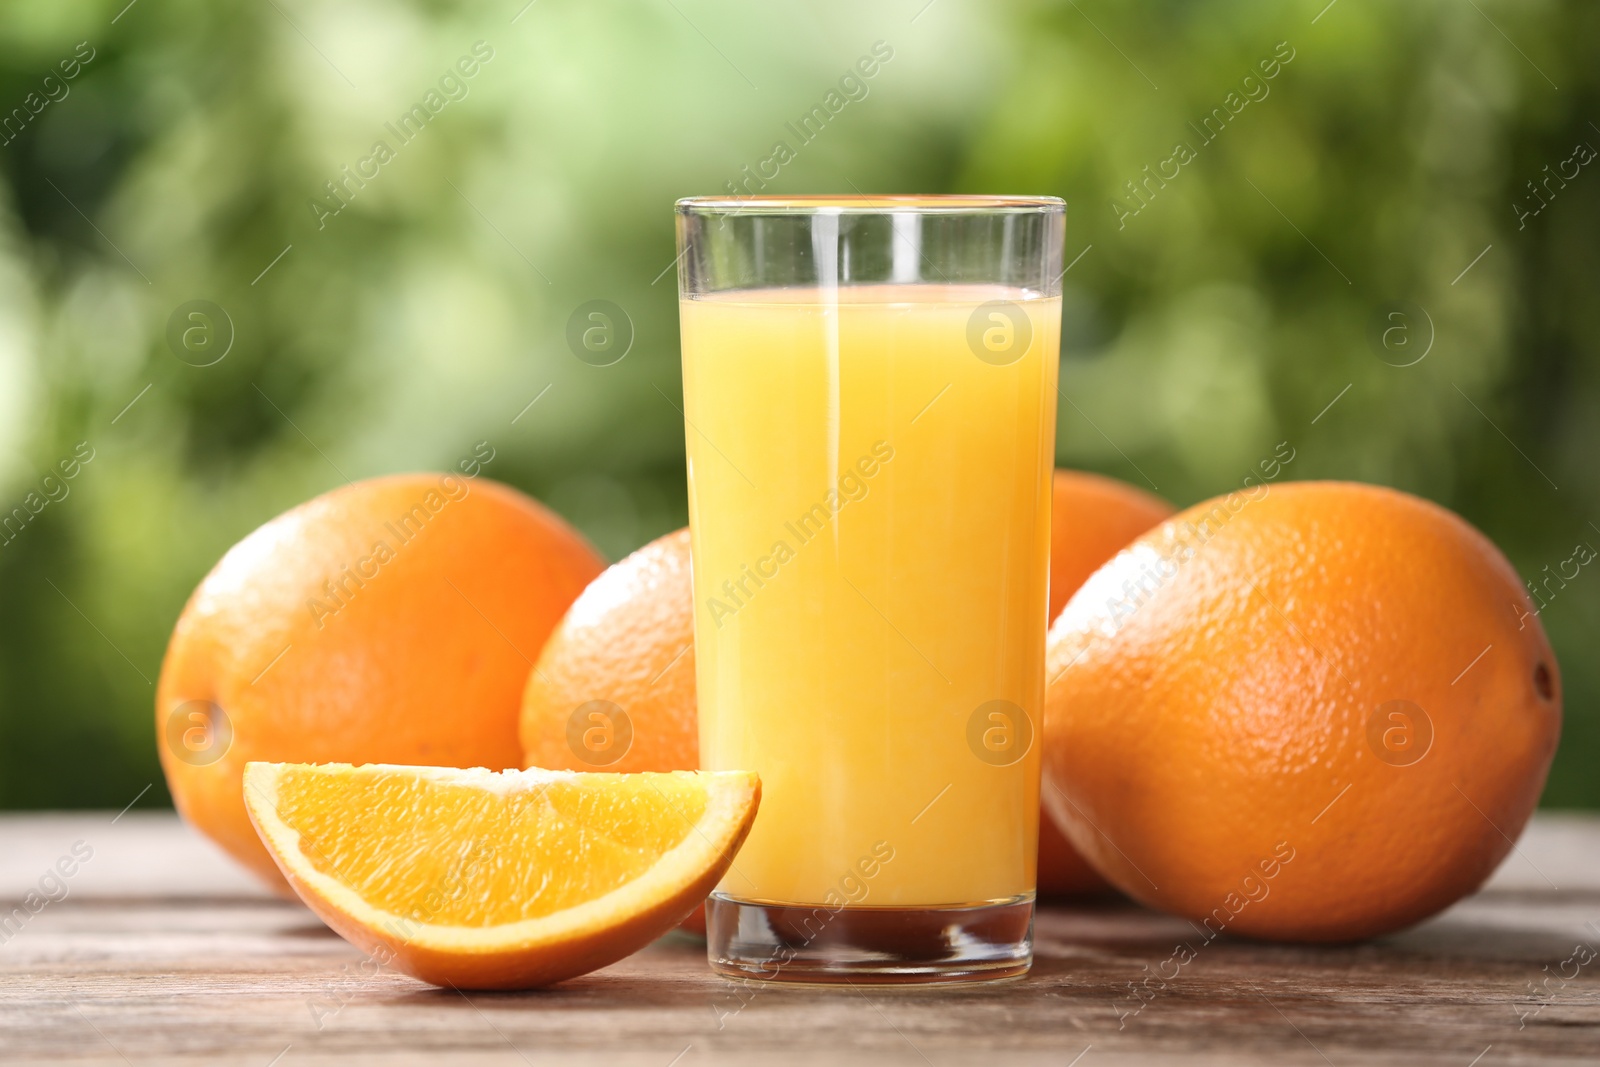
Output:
243 762 759 989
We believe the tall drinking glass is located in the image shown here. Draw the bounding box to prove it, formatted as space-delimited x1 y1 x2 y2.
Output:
675 195 1064 983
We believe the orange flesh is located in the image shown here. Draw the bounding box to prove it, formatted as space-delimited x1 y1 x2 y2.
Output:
272 768 710 926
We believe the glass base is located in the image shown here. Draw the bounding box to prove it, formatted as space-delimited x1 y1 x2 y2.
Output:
706 893 1033 985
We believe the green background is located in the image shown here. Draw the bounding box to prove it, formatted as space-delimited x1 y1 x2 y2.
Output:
0 0 1595 812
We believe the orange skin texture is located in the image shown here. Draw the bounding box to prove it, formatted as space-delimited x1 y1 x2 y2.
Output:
521 527 704 932
157 474 605 889
1039 471 1175 896
521 527 698 776
1043 481 1562 941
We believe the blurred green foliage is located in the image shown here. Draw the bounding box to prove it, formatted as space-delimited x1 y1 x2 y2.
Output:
0 0 1595 811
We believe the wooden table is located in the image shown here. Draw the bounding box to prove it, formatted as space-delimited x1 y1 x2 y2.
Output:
1 811 1596 1065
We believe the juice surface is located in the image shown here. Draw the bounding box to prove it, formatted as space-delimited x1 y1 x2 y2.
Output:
680 284 1058 907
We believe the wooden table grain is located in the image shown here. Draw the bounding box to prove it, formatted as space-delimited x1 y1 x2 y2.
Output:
0 811 1596 1066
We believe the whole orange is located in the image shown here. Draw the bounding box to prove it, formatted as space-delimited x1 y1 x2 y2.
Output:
1042 481 1561 941
520 527 696 776
157 472 604 889
1040 471 1174 896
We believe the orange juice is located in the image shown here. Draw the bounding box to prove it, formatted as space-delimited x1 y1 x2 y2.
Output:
681 284 1059 908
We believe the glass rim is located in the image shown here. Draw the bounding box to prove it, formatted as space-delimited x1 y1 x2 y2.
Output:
676 194 1064 216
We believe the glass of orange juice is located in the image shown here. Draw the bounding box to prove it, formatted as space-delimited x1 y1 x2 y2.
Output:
675 195 1064 983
